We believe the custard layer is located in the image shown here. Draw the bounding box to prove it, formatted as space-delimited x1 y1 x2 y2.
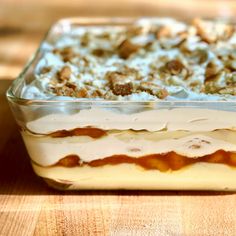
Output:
32 163 236 190
22 130 236 166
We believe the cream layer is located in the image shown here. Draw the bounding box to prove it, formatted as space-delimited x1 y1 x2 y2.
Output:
32 163 236 190
26 108 236 134
22 130 236 166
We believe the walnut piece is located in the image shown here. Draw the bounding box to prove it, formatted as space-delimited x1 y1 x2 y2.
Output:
165 60 184 75
57 66 71 81
126 25 143 37
41 66 51 74
139 82 168 99
90 90 103 98
118 39 139 59
204 71 226 94
190 49 208 64
53 85 88 98
106 71 133 96
156 26 172 39
219 87 236 95
53 47 76 62
193 18 234 43
76 88 89 98
92 48 112 57
205 61 222 81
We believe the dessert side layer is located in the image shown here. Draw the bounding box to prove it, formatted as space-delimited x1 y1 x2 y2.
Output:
32 163 236 190
22 129 236 166
26 108 236 134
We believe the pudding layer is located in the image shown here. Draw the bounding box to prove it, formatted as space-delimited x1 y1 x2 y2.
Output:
26 108 236 134
22 129 236 166
32 163 236 190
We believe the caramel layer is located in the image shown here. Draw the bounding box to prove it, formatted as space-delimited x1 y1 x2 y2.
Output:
55 150 236 172
49 127 107 138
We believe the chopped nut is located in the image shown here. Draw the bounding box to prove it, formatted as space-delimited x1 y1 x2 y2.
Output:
118 39 139 59
144 41 154 51
76 88 89 98
113 82 133 96
92 48 105 57
65 82 76 90
106 71 133 96
219 87 236 95
226 72 236 85
53 47 76 62
121 65 140 78
189 80 201 89
193 18 234 43
165 60 184 75
91 90 103 98
61 47 75 62
103 90 117 100
222 25 234 40
156 26 171 39
205 61 221 81
224 60 236 71
204 71 226 94
80 32 89 47
41 66 51 74
92 48 112 57
97 32 110 40
53 86 73 97
177 31 188 39
139 82 168 99
53 85 89 98
126 25 143 37
81 57 90 67
193 18 215 43
157 27 187 49
57 66 71 81
190 49 208 64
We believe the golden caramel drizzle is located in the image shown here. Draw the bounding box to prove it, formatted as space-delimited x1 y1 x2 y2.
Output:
55 150 236 172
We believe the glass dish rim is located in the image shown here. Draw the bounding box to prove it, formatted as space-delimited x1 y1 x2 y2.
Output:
6 16 236 106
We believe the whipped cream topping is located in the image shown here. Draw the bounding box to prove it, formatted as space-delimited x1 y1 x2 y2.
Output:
21 18 236 101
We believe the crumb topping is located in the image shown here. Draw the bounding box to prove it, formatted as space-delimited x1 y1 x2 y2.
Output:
26 18 236 100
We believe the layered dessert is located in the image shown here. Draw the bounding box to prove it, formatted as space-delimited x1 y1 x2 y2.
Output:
14 18 236 190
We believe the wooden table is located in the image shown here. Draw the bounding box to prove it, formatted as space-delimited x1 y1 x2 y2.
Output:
1 1 236 235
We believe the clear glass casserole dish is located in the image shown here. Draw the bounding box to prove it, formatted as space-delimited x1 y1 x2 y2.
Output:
6 17 236 190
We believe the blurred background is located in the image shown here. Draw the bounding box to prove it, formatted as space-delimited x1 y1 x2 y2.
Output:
0 0 235 79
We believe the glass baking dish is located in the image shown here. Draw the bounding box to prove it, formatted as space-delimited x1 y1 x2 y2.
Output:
6 17 236 190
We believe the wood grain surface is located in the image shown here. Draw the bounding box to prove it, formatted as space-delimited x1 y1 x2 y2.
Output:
1 1 236 235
